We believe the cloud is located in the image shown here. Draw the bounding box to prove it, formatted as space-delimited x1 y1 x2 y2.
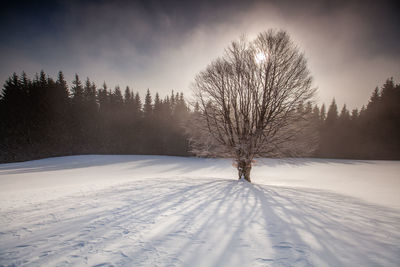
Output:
0 0 398 109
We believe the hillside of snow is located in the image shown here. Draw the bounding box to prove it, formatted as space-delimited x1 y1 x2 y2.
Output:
1 155 399 266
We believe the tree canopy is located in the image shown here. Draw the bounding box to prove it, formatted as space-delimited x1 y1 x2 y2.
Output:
187 30 317 182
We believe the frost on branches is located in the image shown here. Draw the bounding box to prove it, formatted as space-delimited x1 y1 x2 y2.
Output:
187 30 318 182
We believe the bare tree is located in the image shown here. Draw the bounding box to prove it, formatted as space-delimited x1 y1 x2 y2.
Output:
187 30 317 182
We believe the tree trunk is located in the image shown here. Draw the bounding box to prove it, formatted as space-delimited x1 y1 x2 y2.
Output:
238 160 252 182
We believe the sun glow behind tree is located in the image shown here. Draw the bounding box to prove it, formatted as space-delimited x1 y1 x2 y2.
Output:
255 51 267 64
187 30 317 182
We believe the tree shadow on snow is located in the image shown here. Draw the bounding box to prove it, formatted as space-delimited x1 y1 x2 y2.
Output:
129 180 400 266
3 178 399 266
247 184 400 266
85 179 399 266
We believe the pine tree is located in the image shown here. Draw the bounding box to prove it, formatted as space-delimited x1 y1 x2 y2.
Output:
339 104 350 122
112 86 123 107
174 92 188 121
84 78 92 103
381 78 395 100
71 74 84 103
133 92 142 117
170 90 175 111
351 109 359 120
143 89 152 117
326 99 338 125
98 82 109 113
21 71 31 88
367 87 380 111
90 82 97 105
317 100 339 157
39 70 47 87
124 86 132 104
153 92 162 118
56 71 69 99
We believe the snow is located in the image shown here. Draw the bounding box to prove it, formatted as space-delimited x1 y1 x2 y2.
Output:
0 155 399 266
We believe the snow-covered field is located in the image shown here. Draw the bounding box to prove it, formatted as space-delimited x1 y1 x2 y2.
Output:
0 155 399 266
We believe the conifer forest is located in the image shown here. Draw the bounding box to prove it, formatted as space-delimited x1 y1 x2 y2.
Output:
1 71 399 163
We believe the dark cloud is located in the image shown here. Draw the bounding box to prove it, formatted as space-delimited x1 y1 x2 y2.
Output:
0 0 399 109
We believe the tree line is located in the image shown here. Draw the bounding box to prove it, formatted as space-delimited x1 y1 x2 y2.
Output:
0 71 399 163
0 71 190 162
314 78 400 159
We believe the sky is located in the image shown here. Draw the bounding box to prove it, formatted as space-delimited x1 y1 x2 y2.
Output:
0 0 399 110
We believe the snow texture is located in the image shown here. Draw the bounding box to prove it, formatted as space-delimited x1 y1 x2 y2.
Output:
0 155 399 266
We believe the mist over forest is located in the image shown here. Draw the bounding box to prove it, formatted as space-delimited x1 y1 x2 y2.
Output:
1 71 399 163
